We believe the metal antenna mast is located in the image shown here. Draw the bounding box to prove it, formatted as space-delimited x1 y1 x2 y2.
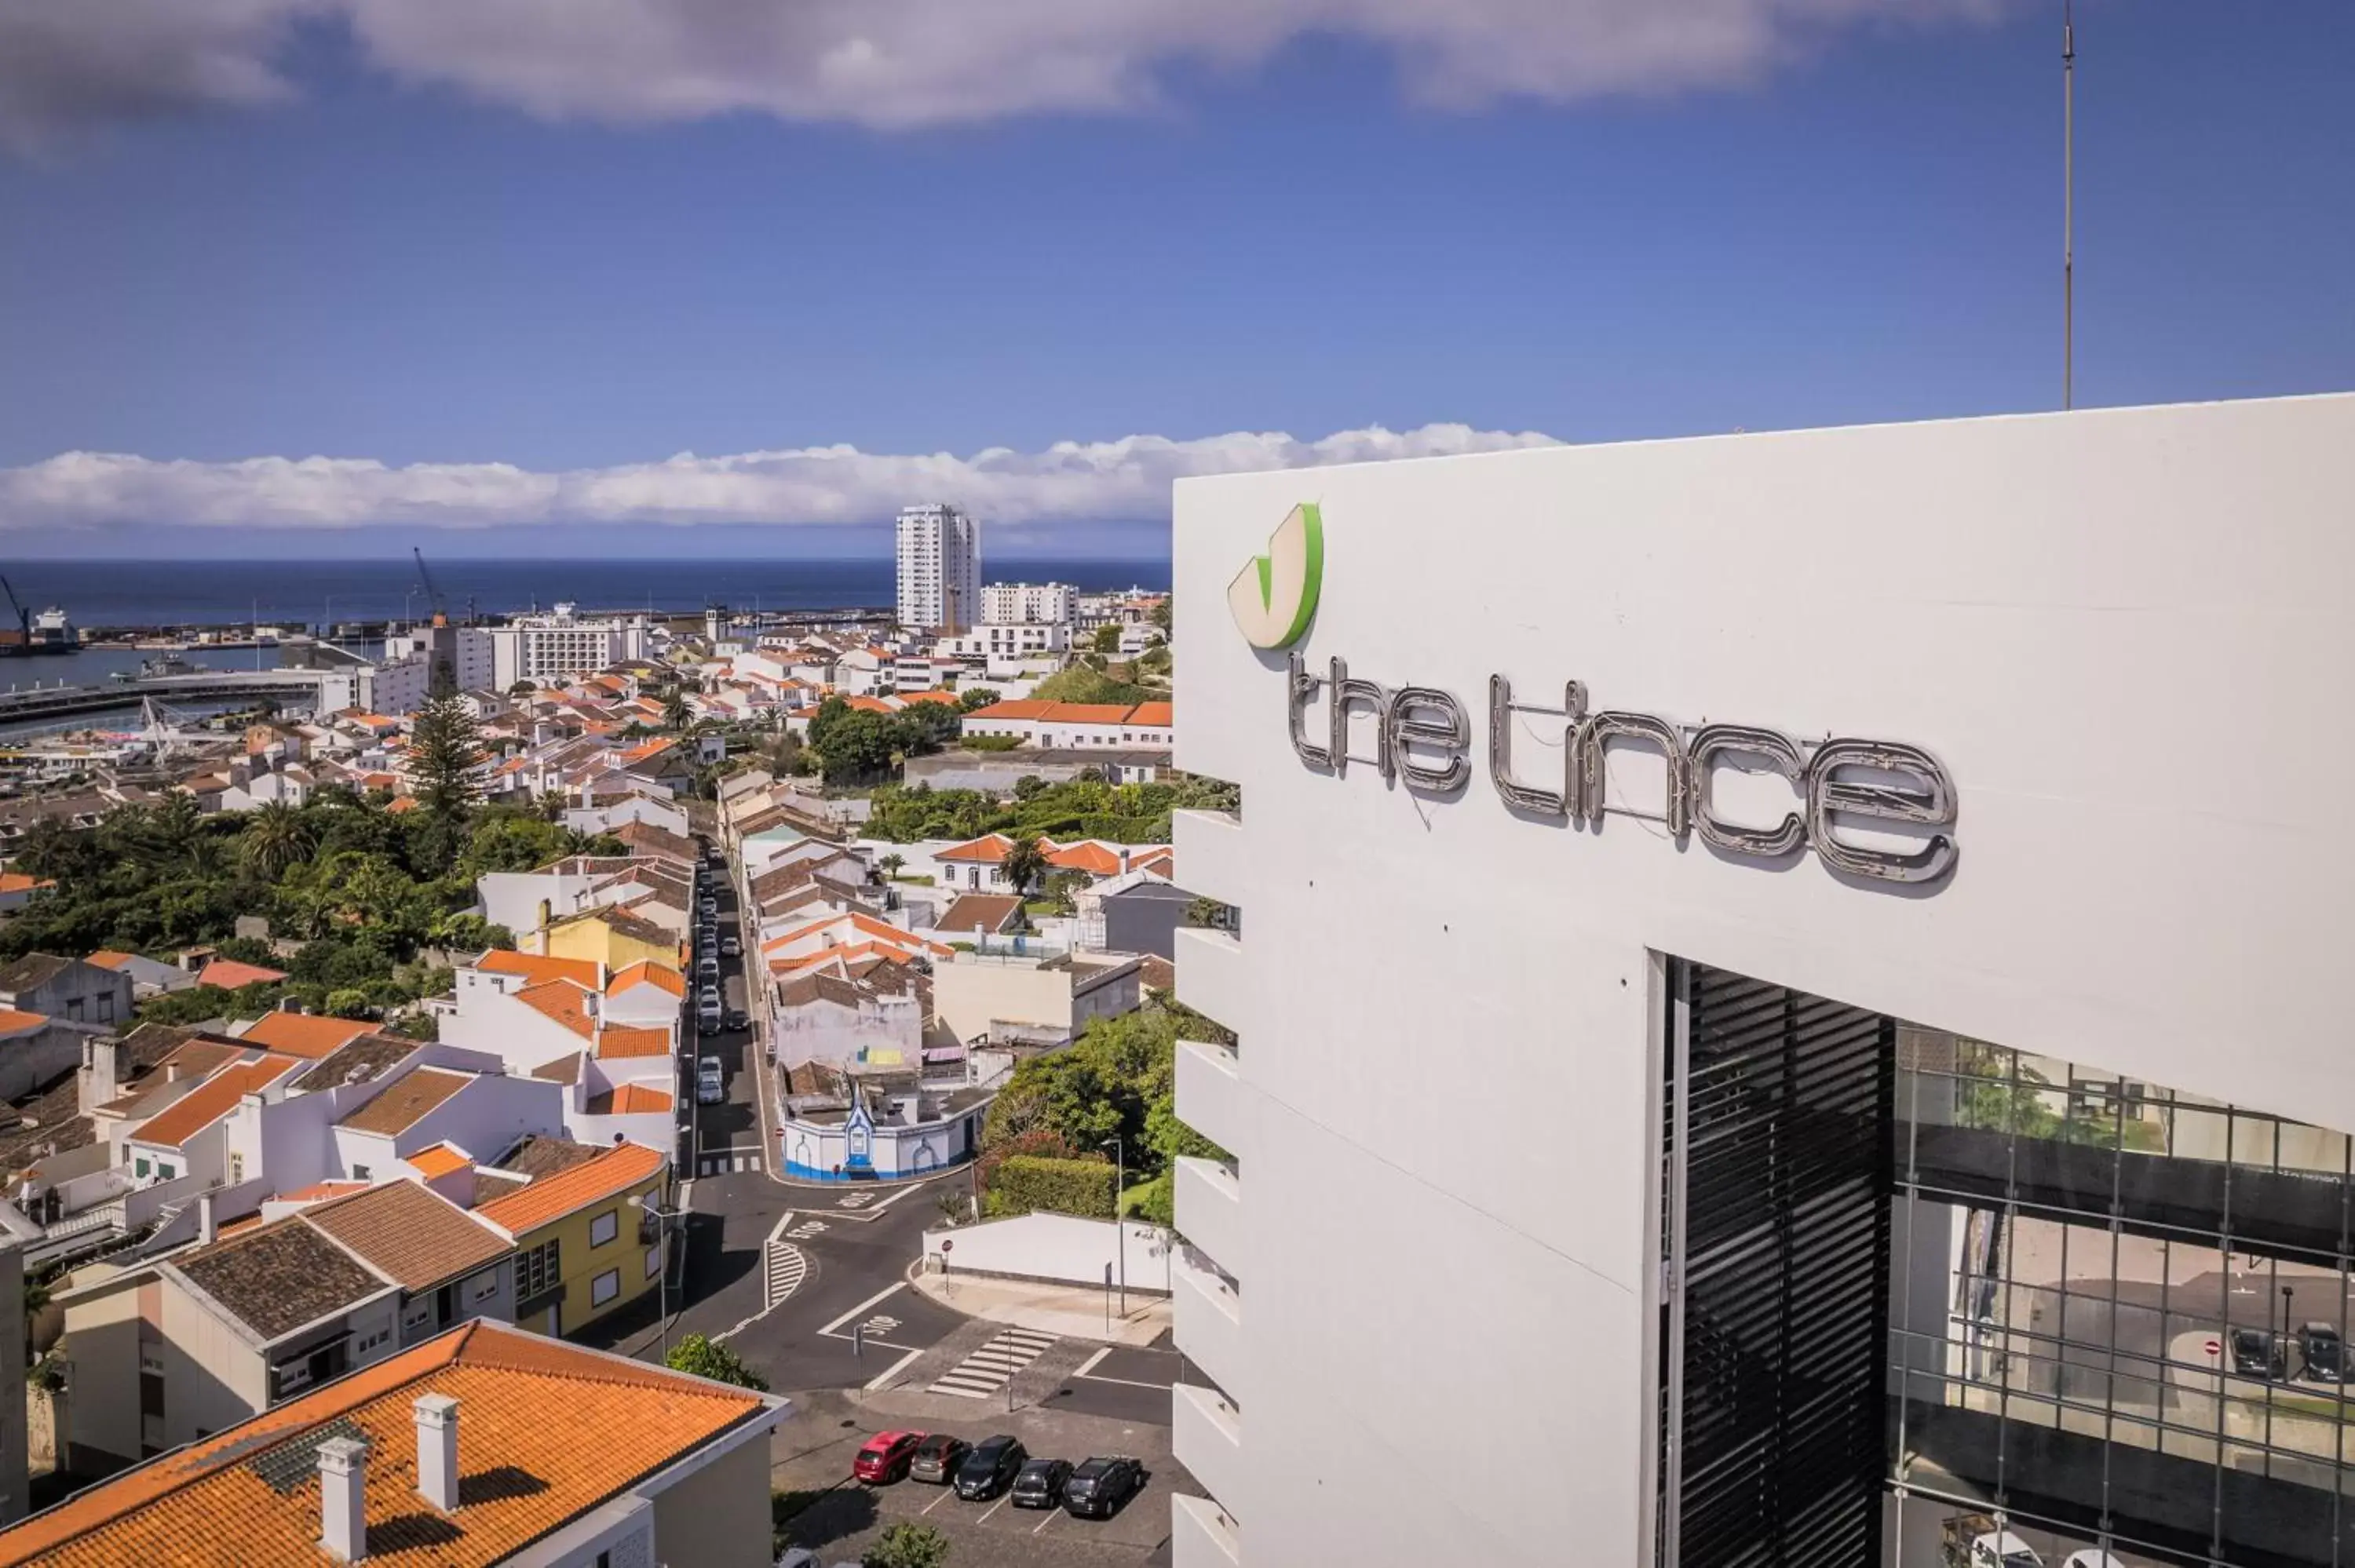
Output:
2063 0 2076 409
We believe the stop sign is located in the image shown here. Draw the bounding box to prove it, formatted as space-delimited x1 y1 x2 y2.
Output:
941 1238 954 1254
2204 1336 2222 1357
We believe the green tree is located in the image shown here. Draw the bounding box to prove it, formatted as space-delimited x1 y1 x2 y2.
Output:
878 853 906 882
409 695 487 821
239 800 317 881
323 987 374 1019
1184 896 1231 931
1149 596 1172 635
665 1333 769 1391
507 680 537 697
663 686 693 731
957 687 1002 713
863 1522 951 1568
1089 623 1123 655
999 837 1049 896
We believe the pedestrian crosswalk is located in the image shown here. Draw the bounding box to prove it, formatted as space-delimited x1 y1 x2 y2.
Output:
929 1328 1057 1400
698 1148 765 1176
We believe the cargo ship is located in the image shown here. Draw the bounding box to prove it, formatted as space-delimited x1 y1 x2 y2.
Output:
0 605 77 657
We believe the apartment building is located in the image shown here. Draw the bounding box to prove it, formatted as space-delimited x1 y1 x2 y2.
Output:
940 621 1070 659
1167 394 2355 1568
0 1319 787 1566
455 606 653 691
979 581 1077 624
896 502 982 631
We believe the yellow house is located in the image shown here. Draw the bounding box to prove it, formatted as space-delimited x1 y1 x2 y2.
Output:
540 903 682 975
475 1141 671 1337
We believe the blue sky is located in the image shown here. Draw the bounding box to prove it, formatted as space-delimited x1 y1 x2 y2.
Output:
0 0 2347 558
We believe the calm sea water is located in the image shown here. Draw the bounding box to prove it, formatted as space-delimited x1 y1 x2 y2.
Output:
2 557 1170 632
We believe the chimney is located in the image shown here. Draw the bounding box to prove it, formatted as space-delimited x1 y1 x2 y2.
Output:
280 996 305 1013
78 1037 122 1115
196 1194 216 1246
316 1435 369 1561
413 1394 459 1511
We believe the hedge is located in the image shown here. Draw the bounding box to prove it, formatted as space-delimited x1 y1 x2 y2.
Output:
987 1155 1116 1220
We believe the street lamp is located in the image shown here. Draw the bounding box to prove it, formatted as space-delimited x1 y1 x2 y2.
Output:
631 1192 687 1362
1104 1136 1126 1319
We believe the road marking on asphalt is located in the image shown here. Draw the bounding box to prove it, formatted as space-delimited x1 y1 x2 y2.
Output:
1032 1508 1061 1535
862 1347 925 1391
929 1327 1057 1399
977 1498 1008 1525
787 1219 829 1240
920 1488 952 1516
1072 1347 1112 1379
818 1281 907 1337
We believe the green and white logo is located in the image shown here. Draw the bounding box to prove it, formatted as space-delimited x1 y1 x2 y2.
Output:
1225 501 1324 650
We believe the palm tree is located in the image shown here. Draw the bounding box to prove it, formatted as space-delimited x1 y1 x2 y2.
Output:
241 801 316 881
663 687 692 732
878 853 906 884
1000 837 1050 898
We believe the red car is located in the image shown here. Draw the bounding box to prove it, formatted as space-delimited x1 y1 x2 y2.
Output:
853 1430 926 1484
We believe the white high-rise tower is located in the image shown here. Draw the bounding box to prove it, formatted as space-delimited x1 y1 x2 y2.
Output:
896 503 981 631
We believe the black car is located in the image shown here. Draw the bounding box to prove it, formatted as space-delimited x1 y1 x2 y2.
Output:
2230 1326 2288 1380
723 1007 750 1032
1009 1457 1072 1510
952 1435 1028 1500
1061 1456 1145 1519
2300 1322 2346 1382
907 1432 969 1485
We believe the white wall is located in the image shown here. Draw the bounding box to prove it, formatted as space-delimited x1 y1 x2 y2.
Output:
1170 395 2355 1568
921 1214 1175 1293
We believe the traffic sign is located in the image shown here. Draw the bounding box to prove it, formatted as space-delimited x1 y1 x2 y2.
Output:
2204 1336 2222 1357
941 1238 954 1254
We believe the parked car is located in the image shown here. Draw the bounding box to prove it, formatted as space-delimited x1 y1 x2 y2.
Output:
953 1435 1028 1500
2229 1326 2289 1380
698 983 721 1007
853 1430 926 1484
907 1432 970 1484
721 933 742 957
698 1002 723 1034
700 897 718 917
1969 1534 2043 1568
1009 1457 1072 1510
696 1057 724 1104
724 1007 750 1032
2300 1322 2346 1381
697 954 720 981
1061 1456 1144 1519
2061 1552 2127 1568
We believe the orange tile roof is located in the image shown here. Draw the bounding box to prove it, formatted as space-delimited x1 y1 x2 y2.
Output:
607 959 683 998
407 1143 472 1180
964 698 1053 720
336 1067 474 1136
841 695 898 714
385 795 419 813
474 1142 666 1238
1040 702 1134 724
937 832 1015 864
1125 701 1174 727
514 980 596 1039
899 688 960 706
761 910 952 957
236 1010 374 1060
276 1180 369 1204
480 950 602 989
131 1056 298 1150
0 1007 48 1034
585 1084 670 1115
82 950 134 970
195 957 288 990
596 1026 671 1060
0 873 54 895
1045 840 1123 875
301 1179 511 1293
0 1321 769 1568
1133 847 1175 876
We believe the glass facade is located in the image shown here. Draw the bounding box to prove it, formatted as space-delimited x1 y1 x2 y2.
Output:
1891 1030 2355 1568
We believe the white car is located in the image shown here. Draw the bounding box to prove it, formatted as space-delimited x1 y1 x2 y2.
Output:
696 1057 725 1103
1971 1533 2043 1568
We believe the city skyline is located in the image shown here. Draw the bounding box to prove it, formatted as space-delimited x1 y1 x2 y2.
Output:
1 0 2349 561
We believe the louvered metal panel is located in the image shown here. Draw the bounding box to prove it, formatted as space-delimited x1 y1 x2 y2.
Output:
1659 961 1893 1568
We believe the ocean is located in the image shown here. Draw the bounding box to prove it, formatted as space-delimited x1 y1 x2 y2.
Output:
1 557 1169 632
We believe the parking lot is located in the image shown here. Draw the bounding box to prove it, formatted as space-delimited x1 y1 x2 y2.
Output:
772 1390 1184 1567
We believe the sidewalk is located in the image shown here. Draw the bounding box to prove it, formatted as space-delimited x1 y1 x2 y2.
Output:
910 1262 1171 1347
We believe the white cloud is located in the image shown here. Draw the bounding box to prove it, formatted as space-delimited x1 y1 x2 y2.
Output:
0 0 2001 152
0 424 1561 532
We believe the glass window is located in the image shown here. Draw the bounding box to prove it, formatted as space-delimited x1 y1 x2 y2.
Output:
590 1269 620 1307
646 1246 662 1280
590 1209 619 1248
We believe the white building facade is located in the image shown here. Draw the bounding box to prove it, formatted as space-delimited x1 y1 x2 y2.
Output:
978 581 1075 625
896 503 981 631
456 607 652 691
1168 394 2355 1568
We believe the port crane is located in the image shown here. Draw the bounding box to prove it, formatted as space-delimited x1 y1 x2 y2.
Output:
411 548 451 629
0 574 31 651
